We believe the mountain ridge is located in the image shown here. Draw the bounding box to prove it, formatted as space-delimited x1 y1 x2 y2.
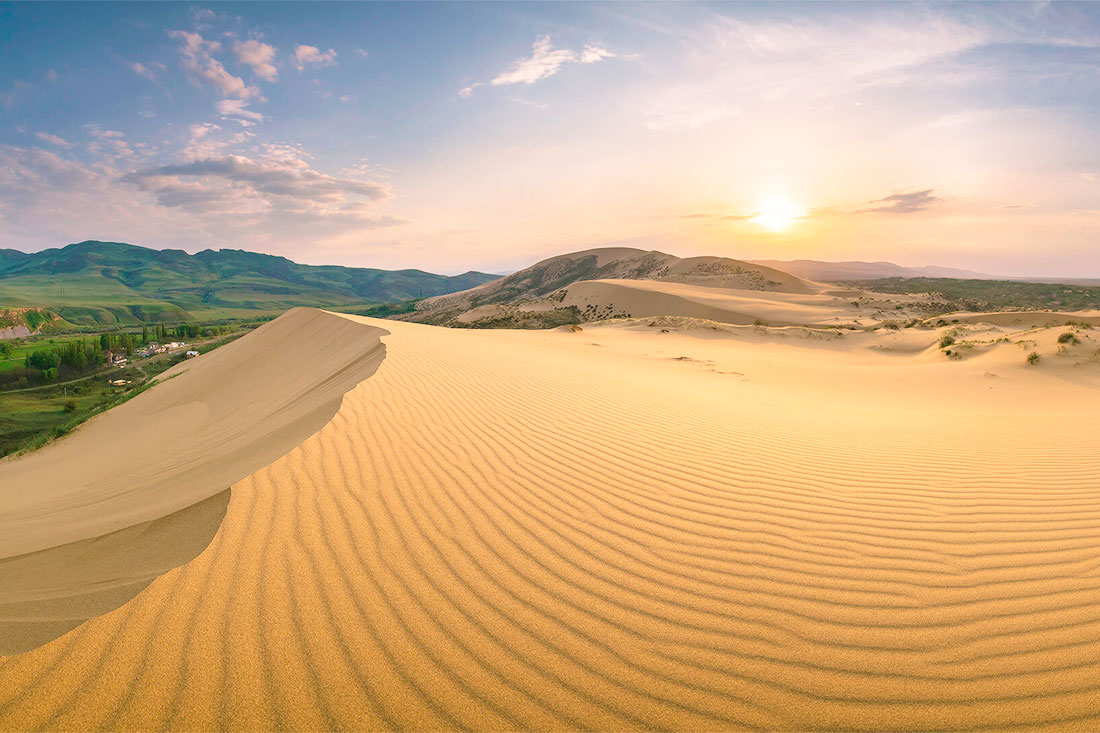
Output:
0 240 498 325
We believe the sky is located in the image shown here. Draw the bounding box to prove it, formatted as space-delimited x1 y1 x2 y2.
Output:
1 1 1099 276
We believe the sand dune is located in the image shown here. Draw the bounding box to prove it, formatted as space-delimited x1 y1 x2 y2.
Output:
558 278 866 326
0 308 387 654
2 307 1100 729
935 309 1100 328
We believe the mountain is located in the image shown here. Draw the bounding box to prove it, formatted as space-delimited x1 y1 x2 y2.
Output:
403 247 821 327
749 259 995 282
0 241 498 326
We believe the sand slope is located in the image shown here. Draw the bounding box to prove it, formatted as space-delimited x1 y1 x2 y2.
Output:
0 308 387 654
2 310 1100 729
559 278 864 326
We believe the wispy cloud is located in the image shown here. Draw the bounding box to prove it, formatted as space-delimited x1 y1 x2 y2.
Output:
216 98 264 125
129 61 165 83
857 189 943 214
35 131 72 148
233 39 279 82
169 29 262 100
122 154 391 204
507 96 549 110
580 42 615 64
462 35 618 96
492 36 577 86
294 45 338 71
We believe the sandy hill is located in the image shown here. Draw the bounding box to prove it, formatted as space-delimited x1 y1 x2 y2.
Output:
406 247 825 327
1 307 1100 729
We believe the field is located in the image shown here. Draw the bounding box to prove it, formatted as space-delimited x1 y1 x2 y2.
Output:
842 276 1100 312
0 323 255 457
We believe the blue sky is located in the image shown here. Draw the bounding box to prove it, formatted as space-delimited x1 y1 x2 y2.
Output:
1 2 1099 275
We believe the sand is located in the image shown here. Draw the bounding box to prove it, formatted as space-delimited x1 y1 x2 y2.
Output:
558 278 869 326
2 304 1100 730
0 308 387 654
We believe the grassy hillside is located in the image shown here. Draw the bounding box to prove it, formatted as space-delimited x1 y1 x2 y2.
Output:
843 277 1100 312
0 241 498 326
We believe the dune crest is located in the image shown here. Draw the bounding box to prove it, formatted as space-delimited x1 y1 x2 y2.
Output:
0 308 388 654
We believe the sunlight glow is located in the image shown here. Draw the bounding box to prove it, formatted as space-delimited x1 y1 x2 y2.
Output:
751 198 806 232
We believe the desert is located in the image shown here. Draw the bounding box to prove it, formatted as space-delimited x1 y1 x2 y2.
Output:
5 2 1100 730
3 259 1100 728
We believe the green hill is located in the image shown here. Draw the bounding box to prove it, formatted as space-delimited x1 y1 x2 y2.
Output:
0 241 497 326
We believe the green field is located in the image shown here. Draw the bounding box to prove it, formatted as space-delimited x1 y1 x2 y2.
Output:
0 322 253 457
0 333 101 372
843 277 1100 312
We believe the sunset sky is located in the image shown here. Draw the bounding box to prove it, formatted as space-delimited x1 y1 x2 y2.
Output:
2 1 1098 275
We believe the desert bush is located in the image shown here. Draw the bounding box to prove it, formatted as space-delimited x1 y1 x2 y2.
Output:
1026 351 1041 365
1057 332 1080 345
939 334 956 349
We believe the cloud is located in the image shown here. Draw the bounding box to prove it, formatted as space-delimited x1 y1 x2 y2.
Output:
85 126 125 140
0 140 401 254
461 36 618 97
130 61 160 82
35 132 73 148
233 39 278 82
216 98 264 124
492 36 576 86
294 45 338 71
857 189 943 214
122 154 391 206
637 10 991 131
339 94 356 103
458 83 484 98
507 97 549 110
169 29 261 100
354 48 369 58
581 42 615 64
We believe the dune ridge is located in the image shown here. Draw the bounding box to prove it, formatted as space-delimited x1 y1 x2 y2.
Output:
0 308 388 654
2 310 1100 729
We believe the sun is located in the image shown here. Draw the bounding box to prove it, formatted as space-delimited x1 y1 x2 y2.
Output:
751 198 805 232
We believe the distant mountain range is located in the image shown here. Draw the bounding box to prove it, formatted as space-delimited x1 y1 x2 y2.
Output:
751 259 1100 287
0 241 498 326
749 259 996 281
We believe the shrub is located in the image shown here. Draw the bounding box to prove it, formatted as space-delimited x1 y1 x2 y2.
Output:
939 334 956 349
1057 332 1080 345
1026 351 1041 365
63 399 77 412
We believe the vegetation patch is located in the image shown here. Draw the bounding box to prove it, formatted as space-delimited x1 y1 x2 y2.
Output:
841 277 1100 312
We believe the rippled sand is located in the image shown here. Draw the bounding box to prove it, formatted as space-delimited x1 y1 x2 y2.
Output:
2 307 1100 730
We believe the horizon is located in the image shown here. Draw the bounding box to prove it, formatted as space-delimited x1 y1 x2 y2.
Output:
3 2 1099 276
2 237 1088 281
